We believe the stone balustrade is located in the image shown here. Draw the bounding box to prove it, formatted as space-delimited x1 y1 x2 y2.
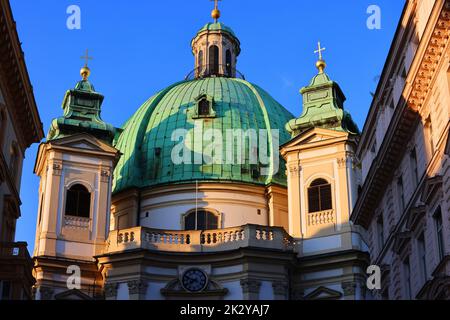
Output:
307 210 335 226
64 216 91 229
105 224 295 254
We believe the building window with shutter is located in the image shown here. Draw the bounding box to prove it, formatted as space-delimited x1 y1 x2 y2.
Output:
434 207 445 261
417 232 427 283
397 176 405 212
403 257 412 299
308 179 332 213
410 149 419 186
377 214 384 251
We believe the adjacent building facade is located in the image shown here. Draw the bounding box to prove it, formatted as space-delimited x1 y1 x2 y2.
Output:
352 0 450 299
0 0 44 300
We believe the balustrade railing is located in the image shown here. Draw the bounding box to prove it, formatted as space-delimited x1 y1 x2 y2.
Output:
307 210 335 226
64 215 91 229
108 224 294 253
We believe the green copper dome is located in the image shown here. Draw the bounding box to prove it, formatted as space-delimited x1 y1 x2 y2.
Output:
113 77 294 194
196 22 236 38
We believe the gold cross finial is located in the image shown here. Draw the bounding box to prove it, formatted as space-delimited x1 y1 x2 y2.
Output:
314 42 326 61
211 0 222 22
211 0 221 10
314 42 327 73
80 49 93 80
81 49 93 67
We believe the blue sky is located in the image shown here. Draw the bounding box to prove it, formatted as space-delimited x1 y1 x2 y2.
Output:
10 0 405 251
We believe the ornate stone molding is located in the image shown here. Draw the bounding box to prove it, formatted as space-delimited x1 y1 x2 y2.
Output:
408 1 450 112
51 162 62 176
127 279 148 295
272 281 288 297
39 286 54 300
342 281 357 296
100 168 111 183
240 279 261 294
104 283 118 298
337 157 347 169
288 164 301 178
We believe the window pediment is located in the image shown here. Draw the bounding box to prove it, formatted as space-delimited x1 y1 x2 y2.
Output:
405 205 426 231
304 286 342 300
393 231 411 255
192 94 216 119
421 175 442 205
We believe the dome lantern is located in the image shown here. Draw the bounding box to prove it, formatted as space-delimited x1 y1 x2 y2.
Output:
191 1 241 79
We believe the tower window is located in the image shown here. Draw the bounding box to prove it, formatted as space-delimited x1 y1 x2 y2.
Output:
198 50 204 74
209 45 219 75
226 49 232 76
65 184 91 218
308 179 332 213
184 210 218 231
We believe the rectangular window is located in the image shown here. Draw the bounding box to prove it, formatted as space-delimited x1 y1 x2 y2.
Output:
425 117 434 155
434 207 445 261
377 215 384 251
403 257 412 299
417 233 427 282
410 149 419 186
397 176 405 212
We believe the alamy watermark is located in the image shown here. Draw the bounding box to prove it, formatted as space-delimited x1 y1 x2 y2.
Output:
67 265 81 290
366 265 381 290
367 5 381 30
171 127 280 176
67 5 81 30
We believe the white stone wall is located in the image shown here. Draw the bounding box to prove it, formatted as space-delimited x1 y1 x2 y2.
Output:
139 185 269 230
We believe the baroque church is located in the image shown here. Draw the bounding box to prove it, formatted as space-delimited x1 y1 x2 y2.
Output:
31 0 450 300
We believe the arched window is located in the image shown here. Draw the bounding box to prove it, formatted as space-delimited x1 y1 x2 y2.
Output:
65 184 91 218
209 45 219 75
184 210 218 231
198 50 204 73
198 98 210 116
308 179 332 213
225 49 232 76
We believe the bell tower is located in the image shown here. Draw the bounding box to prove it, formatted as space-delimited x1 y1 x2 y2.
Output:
191 0 241 78
281 46 369 299
33 60 120 300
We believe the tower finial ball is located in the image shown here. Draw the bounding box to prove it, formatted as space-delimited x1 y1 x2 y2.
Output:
211 8 221 20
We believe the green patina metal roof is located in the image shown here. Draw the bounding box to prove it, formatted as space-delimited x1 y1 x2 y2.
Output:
113 77 294 194
196 22 237 38
47 79 117 143
286 70 359 137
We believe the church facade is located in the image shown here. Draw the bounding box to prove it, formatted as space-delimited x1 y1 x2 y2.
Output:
31 0 449 300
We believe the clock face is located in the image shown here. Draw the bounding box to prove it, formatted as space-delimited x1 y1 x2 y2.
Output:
181 268 208 293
